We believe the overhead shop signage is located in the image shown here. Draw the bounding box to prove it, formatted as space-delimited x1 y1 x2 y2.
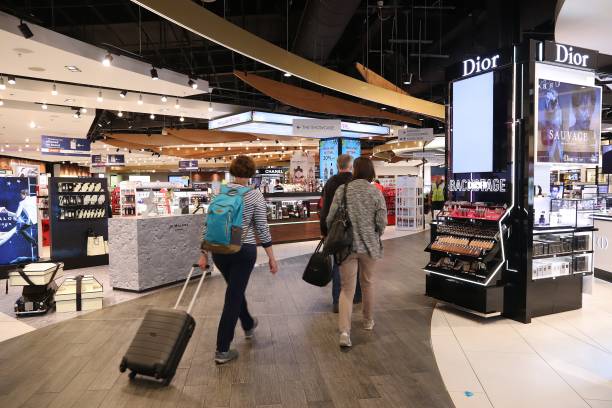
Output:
462 54 500 77
91 154 126 167
446 49 511 80
258 167 285 175
540 41 597 71
41 135 90 157
293 119 341 137
179 160 199 171
398 128 434 142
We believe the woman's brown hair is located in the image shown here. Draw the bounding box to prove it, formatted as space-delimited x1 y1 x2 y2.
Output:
352 157 376 182
229 155 256 178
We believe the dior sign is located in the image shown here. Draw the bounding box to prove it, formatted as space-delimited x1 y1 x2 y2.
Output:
462 55 500 77
542 41 597 70
555 44 590 67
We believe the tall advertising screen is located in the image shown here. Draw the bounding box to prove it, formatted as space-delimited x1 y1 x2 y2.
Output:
0 177 39 266
536 79 601 164
319 138 339 184
452 71 494 173
602 145 612 174
341 138 361 160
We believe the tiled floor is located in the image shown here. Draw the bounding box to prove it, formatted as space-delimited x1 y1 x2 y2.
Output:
432 279 612 408
0 226 422 335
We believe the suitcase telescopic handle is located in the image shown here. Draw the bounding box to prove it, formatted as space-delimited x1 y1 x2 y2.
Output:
174 263 206 314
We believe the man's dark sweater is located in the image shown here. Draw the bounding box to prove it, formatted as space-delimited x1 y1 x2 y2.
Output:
319 172 352 236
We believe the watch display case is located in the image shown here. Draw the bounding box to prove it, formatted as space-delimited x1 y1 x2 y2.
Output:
56 182 107 221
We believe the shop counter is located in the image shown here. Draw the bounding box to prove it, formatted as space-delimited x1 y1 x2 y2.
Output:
594 214 612 282
108 214 204 292
264 192 321 244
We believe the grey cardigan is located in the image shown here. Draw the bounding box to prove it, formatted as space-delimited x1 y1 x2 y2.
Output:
326 179 387 259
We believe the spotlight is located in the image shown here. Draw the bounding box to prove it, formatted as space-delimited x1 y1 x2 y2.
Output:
0 77 5 90
97 123 102 127
179 116 184 122
120 90 127 98
102 53 113 67
73 112 80 119
150 113 155 119
403 124 408 129
18 21 34 39
51 83 58 95
208 102 213 112
41 103 47 110
161 95 167 102
188 79 197 89
174 99 180 109
283 72 292 77
117 111 123 117
116 148 120 152
128 149 132 154
150 67 159 80
80 107 87 113
29 121 36 128
138 94 143 105
97 90 103 102
7 76 16 85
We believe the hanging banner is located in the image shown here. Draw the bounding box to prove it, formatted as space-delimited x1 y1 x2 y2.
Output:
289 150 316 187
41 136 91 157
536 79 601 164
293 119 341 137
398 128 434 142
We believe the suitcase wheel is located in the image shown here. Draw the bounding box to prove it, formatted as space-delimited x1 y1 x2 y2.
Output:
119 361 127 373
128 371 137 380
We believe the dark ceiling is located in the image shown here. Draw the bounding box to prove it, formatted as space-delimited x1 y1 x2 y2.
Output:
2 0 610 136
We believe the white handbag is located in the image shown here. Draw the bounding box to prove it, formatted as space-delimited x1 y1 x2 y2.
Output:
87 236 106 256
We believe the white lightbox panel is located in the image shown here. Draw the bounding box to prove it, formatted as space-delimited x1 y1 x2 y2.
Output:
452 72 494 173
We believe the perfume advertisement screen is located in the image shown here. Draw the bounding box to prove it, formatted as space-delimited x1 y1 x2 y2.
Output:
602 145 612 174
0 177 39 266
319 138 339 183
341 138 361 160
536 79 601 164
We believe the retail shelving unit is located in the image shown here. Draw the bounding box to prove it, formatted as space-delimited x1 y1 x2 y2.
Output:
119 182 137 216
395 176 424 230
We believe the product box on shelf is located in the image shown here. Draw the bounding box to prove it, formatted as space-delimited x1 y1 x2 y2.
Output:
9 262 64 286
55 275 103 313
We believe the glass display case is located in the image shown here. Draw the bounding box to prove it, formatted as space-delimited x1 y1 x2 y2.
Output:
545 198 596 228
532 229 593 280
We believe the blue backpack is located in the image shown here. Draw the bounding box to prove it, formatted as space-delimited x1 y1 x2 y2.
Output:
201 185 251 254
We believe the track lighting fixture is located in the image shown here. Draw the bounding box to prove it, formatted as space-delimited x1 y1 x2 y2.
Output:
208 102 213 113
138 94 143 105
120 90 127 98
188 79 197 89
116 148 120 152
0 77 5 90
117 111 123 117
174 99 180 109
18 21 33 39
51 83 58 95
97 90 103 102
41 103 47 110
161 95 167 102
7 76 16 85
150 67 159 80
150 113 155 119
102 53 113 67
73 112 80 119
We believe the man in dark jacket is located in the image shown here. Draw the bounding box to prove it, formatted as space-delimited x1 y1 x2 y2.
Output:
320 154 361 312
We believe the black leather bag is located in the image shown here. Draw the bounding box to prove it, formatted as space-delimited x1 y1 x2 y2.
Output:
302 239 333 287
322 182 353 256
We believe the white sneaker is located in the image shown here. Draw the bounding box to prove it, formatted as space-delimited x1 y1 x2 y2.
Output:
363 319 375 331
339 332 352 348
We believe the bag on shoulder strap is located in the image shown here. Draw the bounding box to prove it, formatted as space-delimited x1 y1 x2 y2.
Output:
201 185 251 254
322 182 353 257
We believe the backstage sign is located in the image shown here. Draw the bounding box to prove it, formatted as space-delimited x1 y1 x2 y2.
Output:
448 178 507 193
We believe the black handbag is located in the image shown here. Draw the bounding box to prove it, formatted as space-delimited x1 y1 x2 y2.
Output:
322 182 353 257
302 239 333 287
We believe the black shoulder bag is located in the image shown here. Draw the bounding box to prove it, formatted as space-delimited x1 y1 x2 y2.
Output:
322 182 353 259
302 239 333 287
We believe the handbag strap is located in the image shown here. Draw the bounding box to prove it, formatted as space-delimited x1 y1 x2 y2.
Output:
342 181 350 214
315 238 325 253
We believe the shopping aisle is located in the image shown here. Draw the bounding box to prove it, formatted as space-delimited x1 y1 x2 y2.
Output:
0 231 452 408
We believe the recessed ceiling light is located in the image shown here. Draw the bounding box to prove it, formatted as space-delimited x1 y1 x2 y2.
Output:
174 99 180 109
120 90 127 98
102 53 113 67
150 113 155 119
29 121 36 128
80 107 87 113
161 95 167 102
7 76 16 85
65 65 81 72
97 90 103 102
138 94 143 105
51 83 58 96
41 102 47 110
179 116 184 122
117 111 123 117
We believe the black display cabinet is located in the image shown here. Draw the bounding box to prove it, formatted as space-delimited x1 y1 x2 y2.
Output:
425 40 599 323
49 177 109 269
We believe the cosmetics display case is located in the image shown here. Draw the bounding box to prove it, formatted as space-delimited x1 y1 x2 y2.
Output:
264 192 321 244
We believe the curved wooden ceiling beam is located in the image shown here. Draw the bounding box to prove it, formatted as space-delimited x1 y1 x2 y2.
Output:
131 0 445 120
234 71 421 126
355 63 409 95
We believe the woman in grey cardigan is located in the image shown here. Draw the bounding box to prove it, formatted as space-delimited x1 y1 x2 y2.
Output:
326 157 387 348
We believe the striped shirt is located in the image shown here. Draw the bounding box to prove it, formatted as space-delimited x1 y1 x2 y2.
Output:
203 183 273 248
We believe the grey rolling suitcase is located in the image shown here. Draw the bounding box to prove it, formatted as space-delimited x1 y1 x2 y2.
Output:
119 264 206 385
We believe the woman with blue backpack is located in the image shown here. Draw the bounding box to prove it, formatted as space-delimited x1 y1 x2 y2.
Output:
199 155 278 364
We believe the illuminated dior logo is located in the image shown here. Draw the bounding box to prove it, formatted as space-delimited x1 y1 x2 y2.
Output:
555 44 589 67
596 235 609 250
462 55 500 77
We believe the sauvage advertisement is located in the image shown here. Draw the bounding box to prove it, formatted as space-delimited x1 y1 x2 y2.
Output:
0 177 39 265
536 79 601 164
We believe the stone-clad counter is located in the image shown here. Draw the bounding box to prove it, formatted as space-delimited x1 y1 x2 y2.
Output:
108 214 204 291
